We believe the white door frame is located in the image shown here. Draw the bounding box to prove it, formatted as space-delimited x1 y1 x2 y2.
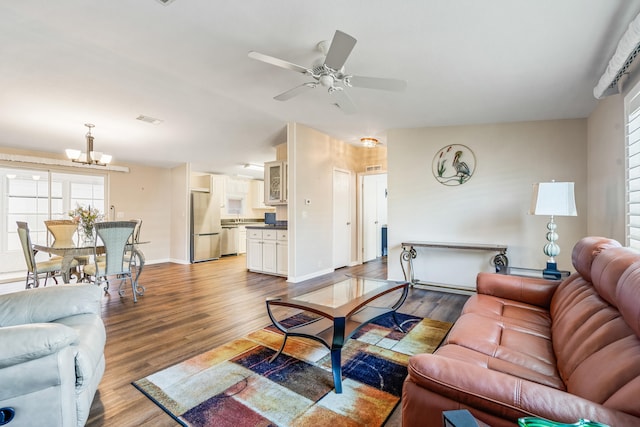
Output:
357 171 388 264
333 168 354 269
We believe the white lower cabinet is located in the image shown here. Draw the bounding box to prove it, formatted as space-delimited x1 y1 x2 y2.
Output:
247 232 263 271
276 230 288 276
238 226 247 254
246 229 288 276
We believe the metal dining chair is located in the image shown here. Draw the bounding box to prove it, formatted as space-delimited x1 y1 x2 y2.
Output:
16 221 78 289
83 221 140 301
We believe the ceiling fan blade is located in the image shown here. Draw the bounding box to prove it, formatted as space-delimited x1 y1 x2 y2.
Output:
330 89 357 114
323 30 357 71
274 83 316 101
348 75 407 91
248 51 309 74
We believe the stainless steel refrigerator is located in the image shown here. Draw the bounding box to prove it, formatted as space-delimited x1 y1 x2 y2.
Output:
190 191 221 262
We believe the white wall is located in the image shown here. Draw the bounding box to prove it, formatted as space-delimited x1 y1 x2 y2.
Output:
387 119 588 288
586 94 626 242
287 123 335 281
170 163 189 263
109 163 174 264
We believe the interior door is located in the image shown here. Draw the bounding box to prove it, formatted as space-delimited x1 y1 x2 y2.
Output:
362 173 387 262
333 169 351 269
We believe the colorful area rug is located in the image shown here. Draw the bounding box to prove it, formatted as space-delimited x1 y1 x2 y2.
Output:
133 312 452 427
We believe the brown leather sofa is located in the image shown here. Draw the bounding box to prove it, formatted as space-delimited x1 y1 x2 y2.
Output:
402 237 640 426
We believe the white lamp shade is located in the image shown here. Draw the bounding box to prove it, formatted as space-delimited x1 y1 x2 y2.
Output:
529 182 577 216
99 154 112 164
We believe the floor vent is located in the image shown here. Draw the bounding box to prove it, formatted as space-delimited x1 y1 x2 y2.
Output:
365 165 382 172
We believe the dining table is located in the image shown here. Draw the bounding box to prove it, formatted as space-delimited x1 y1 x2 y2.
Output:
33 240 148 293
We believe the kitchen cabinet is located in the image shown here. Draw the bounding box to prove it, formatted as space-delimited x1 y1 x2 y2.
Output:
262 231 277 273
276 229 288 276
247 229 263 271
238 226 247 254
246 228 287 276
251 180 272 209
264 161 287 205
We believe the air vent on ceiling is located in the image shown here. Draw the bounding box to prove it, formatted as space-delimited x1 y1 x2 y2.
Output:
155 0 176 5
136 115 163 125
365 165 382 172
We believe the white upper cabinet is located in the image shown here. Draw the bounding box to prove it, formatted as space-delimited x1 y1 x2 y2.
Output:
264 161 287 205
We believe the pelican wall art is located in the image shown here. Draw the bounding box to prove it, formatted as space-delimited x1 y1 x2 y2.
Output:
432 144 476 186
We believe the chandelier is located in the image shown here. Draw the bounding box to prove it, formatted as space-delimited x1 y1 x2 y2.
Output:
65 124 112 165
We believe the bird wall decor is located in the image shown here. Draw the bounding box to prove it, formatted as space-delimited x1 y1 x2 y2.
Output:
432 145 476 185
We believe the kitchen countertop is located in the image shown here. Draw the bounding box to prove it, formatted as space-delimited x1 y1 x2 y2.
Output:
245 225 288 230
221 221 264 228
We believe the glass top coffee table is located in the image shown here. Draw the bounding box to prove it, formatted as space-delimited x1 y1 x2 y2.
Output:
265 276 410 393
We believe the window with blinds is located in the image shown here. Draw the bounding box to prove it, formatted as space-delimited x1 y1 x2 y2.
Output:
626 83 640 249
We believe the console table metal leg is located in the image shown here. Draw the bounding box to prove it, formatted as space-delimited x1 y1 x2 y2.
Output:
400 245 417 285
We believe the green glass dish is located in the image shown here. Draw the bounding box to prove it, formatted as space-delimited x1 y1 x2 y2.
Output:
518 418 609 427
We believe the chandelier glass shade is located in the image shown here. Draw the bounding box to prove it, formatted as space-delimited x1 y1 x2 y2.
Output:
65 124 112 165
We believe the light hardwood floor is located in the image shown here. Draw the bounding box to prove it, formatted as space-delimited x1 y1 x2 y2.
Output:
12 255 470 426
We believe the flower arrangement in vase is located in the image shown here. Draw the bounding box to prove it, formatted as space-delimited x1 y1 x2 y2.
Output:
68 204 103 244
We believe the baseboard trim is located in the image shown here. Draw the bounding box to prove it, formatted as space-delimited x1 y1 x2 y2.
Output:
410 281 476 296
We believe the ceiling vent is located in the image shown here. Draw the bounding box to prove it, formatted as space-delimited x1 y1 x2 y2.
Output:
365 165 382 172
136 115 163 125
155 0 176 5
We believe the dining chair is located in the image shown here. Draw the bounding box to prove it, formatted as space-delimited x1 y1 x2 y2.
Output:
16 221 79 289
44 219 77 247
83 221 140 301
44 219 91 280
125 218 142 266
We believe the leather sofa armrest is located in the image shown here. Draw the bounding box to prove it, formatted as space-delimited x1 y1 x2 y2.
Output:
0 284 102 327
407 353 636 426
476 272 561 308
0 323 78 368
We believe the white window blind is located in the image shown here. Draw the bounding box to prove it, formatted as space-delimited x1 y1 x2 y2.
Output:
626 83 640 249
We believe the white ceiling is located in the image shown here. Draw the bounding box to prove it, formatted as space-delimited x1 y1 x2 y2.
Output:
1 1 640 178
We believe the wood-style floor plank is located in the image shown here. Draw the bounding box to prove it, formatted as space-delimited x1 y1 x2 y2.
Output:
74 255 468 426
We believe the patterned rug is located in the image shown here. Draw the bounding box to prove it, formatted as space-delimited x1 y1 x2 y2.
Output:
133 312 452 427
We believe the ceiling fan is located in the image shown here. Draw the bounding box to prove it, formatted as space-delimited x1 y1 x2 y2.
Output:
248 30 407 114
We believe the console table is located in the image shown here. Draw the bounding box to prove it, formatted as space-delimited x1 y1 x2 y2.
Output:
400 241 508 287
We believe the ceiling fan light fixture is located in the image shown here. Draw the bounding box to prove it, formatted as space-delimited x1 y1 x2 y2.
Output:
361 137 379 148
319 75 334 88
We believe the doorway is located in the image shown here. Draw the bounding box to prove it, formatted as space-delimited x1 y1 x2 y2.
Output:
333 168 352 269
361 173 387 263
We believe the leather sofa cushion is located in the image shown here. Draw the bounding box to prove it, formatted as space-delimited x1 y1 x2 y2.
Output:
444 312 563 389
571 237 621 283
463 293 552 328
550 246 640 417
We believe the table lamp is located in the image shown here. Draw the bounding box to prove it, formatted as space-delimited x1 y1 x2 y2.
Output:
529 181 577 278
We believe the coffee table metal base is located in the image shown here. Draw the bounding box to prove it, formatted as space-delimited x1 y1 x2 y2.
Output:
266 277 409 393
